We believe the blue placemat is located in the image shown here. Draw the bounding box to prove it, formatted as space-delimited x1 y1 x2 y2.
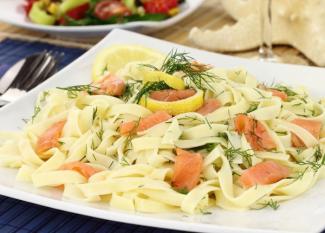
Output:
0 38 186 233
0 38 85 79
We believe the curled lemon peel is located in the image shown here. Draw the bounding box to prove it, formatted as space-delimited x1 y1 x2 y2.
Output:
139 89 204 115
142 70 185 90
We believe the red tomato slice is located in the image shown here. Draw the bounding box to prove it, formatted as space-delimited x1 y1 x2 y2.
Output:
24 0 37 15
94 0 131 20
66 3 90 20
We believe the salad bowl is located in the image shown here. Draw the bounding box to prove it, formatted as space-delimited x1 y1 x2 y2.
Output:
0 0 203 37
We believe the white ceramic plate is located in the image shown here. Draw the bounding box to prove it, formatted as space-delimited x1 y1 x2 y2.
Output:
0 0 203 37
1 29 325 233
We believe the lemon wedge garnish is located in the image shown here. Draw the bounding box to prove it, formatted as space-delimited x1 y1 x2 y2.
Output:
92 45 164 82
142 70 185 90
139 89 204 115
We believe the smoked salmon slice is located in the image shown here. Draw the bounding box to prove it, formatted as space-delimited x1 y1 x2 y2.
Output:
196 98 221 115
36 120 66 154
96 74 125 96
269 89 288 101
149 89 196 102
234 114 276 151
60 161 101 179
239 160 290 188
172 148 203 191
258 84 288 101
119 111 172 135
291 119 322 147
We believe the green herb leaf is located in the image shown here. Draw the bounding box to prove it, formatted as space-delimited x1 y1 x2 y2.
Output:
134 81 169 103
57 85 99 99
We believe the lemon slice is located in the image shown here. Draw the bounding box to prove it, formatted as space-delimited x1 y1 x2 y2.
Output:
139 90 204 115
92 45 164 82
142 71 185 90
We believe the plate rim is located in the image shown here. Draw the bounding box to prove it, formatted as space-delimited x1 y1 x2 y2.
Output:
0 28 325 233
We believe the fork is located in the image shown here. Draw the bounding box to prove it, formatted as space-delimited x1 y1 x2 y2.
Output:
0 51 60 107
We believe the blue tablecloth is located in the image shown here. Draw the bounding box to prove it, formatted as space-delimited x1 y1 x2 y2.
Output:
0 38 185 233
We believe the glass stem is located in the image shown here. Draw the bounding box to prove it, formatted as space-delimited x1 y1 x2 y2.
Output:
259 0 273 60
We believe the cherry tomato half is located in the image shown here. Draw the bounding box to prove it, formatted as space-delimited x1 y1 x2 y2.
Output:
94 0 131 20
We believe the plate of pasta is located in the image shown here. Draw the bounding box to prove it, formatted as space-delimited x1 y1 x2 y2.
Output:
1 29 325 233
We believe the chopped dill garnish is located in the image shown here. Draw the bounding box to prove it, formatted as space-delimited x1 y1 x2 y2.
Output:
140 64 159 71
96 121 104 141
225 147 254 167
204 117 212 129
40 91 49 103
175 187 189 194
275 131 287 136
261 199 280 210
134 81 169 104
246 103 259 113
122 81 139 101
108 161 114 169
192 143 218 152
31 105 41 122
272 84 297 97
217 132 229 141
254 88 269 99
313 145 323 162
123 118 141 151
57 84 99 98
177 116 213 129
292 167 308 181
92 107 98 121
120 156 130 166
296 145 325 173
297 157 325 173
200 209 212 215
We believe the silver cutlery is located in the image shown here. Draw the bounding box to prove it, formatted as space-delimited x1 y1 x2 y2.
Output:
0 51 59 107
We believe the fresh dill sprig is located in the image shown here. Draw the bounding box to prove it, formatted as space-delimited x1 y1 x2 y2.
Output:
134 81 169 103
313 145 323 162
174 187 189 194
31 105 41 122
199 209 212 215
217 132 229 141
254 88 269 99
92 107 98 121
122 81 140 102
123 117 141 151
225 147 254 167
192 143 218 152
120 156 130 166
297 146 325 173
292 167 308 181
139 64 159 71
57 84 99 98
246 103 259 113
143 49 217 90
297 157 325 173
272 84 297 97
275 131 287 136
261 199 280 210
96 121 104 141
204 117 212 129
40 91 49 103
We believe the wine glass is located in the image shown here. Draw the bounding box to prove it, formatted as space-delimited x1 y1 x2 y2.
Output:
259 0 277 62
